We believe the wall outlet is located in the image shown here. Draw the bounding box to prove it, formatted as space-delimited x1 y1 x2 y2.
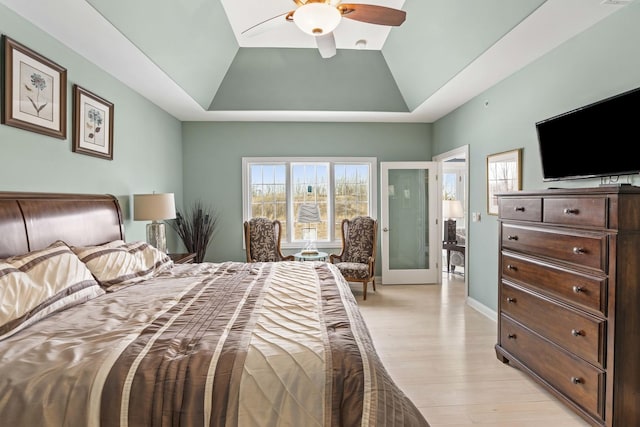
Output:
472 212 481 222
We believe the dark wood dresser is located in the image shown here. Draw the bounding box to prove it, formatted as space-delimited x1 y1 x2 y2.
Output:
495 186 640 427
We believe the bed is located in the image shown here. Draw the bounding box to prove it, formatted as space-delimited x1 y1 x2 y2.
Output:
0 191 429 427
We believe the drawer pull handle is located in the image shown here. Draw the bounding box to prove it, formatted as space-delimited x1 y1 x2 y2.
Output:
564 208 580 215
572 285 584 293
571 377 583 384
572 247 586 255
514 206 525 212
507 235 518 241
506 264 517 271
506 297 516 303
507 334 517 339
571 329 584 337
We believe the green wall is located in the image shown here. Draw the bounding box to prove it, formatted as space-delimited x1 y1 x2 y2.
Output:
182 121 431 264
432 2 640 312
0 4 183 247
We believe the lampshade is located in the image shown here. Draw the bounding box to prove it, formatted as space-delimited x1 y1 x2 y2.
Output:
443 199 463 219
293 3 341 36
297 203 321 223
134 193 176 221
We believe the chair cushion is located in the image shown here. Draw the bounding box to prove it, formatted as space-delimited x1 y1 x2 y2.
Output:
249 218 279 262
335 262 370 280
344 217 375 264
456 228 466 245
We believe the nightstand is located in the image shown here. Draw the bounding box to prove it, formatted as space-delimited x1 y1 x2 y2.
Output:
168 253 197 264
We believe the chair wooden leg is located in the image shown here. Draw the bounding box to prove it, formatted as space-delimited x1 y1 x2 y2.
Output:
372 277 376 291
363 281 367 300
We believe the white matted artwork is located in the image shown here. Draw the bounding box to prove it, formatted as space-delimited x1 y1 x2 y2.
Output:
72 84 114 160
1 35 67 138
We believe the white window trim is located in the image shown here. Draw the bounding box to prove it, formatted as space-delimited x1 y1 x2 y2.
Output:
242 157 377 249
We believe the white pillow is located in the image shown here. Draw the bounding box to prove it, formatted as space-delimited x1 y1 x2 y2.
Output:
0 241 104 340
72 240 173 291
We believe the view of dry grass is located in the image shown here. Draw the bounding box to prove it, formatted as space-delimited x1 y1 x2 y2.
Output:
251 178 369 241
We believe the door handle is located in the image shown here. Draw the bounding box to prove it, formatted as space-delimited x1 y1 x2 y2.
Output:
383 227 389 232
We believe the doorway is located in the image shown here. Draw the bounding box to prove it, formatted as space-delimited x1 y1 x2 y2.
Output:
433 146 469 293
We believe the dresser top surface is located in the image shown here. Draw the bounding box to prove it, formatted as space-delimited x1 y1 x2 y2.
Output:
496 185 640 198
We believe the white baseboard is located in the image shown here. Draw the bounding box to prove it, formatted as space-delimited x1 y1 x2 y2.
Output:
466 296 497 322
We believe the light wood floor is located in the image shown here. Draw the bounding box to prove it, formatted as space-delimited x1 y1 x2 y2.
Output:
355 273 590 427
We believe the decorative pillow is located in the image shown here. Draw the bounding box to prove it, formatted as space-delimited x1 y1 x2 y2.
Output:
0 241 104 341
72 240 173 291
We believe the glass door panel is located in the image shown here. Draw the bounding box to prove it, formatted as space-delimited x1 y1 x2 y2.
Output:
381 162 438 284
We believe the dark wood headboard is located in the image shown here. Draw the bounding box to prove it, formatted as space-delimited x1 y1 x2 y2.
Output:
0 192 124 258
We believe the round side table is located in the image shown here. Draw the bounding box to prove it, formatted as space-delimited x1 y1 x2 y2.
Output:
293 251 328 261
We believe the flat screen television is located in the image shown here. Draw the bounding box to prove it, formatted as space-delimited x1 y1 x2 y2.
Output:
535 86 640 181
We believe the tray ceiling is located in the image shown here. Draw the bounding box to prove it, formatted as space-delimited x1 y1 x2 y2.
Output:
0 0 630 122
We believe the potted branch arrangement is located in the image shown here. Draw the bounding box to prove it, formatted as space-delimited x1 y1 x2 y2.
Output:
167 200 219 263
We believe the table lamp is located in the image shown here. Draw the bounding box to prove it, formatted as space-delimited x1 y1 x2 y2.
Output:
134 192 176 253
297 203 321 255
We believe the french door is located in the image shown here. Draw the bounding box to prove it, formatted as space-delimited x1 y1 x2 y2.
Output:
380 162 438 284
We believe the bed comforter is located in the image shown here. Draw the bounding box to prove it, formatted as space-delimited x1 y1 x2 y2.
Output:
0 261 429 427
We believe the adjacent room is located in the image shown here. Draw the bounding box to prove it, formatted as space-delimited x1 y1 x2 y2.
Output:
1 0 639 426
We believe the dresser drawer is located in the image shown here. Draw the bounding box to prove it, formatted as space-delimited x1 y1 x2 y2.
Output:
502 224 607 272
501 253 607 315
499 197 542 222
543 197 607 228
500 316 605 420
501 283 606 367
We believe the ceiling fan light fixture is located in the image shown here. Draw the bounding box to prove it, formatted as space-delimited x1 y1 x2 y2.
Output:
293 3 341 36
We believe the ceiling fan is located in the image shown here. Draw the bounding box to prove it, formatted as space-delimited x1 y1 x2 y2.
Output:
241 0 406 59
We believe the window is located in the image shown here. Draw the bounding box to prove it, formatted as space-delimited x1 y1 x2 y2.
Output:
334 163 370 239
243 157 377 247
442 161 466 202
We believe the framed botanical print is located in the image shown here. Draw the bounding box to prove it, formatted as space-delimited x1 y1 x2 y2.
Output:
72 85 114 160
1 35 67 139
486 148 522 215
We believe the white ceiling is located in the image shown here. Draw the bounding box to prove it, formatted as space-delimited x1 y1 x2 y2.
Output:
0 0 630 123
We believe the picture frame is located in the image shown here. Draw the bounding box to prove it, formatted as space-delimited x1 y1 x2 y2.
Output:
72 84 114 160
487 148 522 215
1 35 67 139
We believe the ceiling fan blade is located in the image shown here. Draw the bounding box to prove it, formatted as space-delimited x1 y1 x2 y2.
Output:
315 33 336 58
241 11 292 37
292 0 338 5
339 4 406 26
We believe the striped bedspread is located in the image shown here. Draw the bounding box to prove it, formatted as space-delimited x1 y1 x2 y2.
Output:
0 261 429 427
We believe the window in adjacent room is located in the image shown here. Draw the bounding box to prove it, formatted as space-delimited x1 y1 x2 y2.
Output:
243 157 377 248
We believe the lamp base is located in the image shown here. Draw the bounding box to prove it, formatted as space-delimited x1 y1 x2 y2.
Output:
301 240 318 255
147 221 167 252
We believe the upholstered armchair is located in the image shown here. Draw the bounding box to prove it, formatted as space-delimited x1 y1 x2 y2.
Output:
330 216 378 300
244 217 295 263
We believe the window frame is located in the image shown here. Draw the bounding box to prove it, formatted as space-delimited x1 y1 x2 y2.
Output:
242 157 377 249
